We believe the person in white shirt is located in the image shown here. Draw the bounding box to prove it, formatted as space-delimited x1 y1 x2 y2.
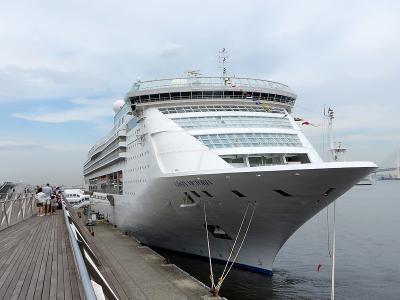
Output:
35 188 46 216
42 183 52 215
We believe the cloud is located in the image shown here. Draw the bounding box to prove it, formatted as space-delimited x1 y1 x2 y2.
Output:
0 140 38 150
43 143 90 152
0 139 89 152
12 97 115 123
158 43 186 59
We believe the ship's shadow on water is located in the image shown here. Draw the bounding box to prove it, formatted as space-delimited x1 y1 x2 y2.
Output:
152 247 320 300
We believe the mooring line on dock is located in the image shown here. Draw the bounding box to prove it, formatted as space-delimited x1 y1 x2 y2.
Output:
203 201 216 291
331 200 336 300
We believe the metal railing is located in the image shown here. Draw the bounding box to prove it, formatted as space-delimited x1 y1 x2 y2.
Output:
0 193 36 231
62 199 119 300
62 201 97 300
129 76 292 93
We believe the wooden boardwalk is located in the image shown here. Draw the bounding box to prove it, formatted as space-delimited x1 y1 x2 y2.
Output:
0 213 83 300
84 222 211 299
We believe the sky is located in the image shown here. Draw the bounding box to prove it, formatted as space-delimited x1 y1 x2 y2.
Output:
0 0 399 185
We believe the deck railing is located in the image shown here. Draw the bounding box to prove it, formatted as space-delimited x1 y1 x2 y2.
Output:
62 199 119 300
0 193 36 231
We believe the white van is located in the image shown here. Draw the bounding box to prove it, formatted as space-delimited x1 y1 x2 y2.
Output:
90 192 111 205
64 189 89 205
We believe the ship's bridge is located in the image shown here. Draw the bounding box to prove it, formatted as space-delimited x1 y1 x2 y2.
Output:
125 76 297 112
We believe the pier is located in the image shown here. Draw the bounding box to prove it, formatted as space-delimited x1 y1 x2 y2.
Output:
0 189 216 299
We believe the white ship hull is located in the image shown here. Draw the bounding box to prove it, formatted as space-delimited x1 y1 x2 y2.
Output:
93 162 375 274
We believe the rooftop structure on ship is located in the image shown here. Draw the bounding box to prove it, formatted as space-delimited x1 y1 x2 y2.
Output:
126 75 297 113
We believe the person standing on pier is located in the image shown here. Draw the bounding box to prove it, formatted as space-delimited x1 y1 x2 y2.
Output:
35 188 46 216
50 195 57 214
55 187 62 209
42 183 52 215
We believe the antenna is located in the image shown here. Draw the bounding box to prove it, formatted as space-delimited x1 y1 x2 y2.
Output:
185 70 201 78
219 48 228 79
327 107 335 150
326 108 346 162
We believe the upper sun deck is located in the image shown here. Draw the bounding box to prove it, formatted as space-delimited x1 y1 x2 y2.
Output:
125 76 297 110
129 76 293 94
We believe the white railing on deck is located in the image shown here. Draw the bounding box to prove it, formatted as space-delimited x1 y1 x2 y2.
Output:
0 193 36 231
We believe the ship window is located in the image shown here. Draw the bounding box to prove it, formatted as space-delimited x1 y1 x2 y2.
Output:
139 94 150 103
232 190 246 197
252 92 261 99
132 90 295 105
172 116 292 130
285 154 310 164
202 191 213 197
158 105 287 114
224 91 233 97
203 91 213 98
248 155 282 166
149 94 160 101
191 191 201 197
205 225 232 239
213 91 223 98
181 92 191 99
195 133 302 149
170 92 180 99
192 91 202 98
184 192 194 201
160 93 170 100
222 156 244 164
274 189 292 197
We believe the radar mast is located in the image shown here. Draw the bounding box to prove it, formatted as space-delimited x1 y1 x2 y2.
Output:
219 48 228 82
327 108 346 162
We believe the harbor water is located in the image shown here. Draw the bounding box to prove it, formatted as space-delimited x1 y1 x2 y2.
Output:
156 181 400 299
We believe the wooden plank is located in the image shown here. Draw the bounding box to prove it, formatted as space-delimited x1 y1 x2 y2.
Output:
0 219 34 268
33 216 54 300
19 215 53 299
0 217 40 299
49 215 59 300
56 213 65 300
9 216 48 300
26 216 53 299
41 215 56 300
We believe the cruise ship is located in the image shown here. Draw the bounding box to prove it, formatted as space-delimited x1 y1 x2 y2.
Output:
83 73 376 275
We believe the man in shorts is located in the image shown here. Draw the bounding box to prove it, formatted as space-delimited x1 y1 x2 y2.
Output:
42 183 52 215
35 188 46 216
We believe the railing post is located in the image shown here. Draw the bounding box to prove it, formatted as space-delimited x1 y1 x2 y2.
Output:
5 201 10 227
30 195 34 217
1 202 6 228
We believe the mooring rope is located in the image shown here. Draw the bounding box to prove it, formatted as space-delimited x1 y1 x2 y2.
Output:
218 202 250 282
330 200 336 300
203 201 215 290
326 203 332 258
216 202 256 291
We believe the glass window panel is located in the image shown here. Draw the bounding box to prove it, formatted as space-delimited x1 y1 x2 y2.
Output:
193 133 301 149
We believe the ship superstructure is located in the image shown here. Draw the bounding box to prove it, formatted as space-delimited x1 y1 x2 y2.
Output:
84 74 376 275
